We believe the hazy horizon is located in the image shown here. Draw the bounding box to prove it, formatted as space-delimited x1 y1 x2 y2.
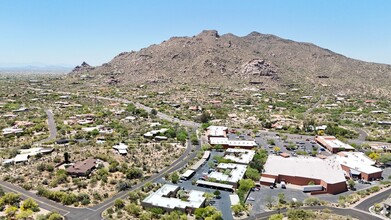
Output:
1 1 390 66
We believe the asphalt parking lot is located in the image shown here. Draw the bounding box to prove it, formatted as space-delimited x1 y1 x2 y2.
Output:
228 131 331 157
247 184 310 215
157 150 234 220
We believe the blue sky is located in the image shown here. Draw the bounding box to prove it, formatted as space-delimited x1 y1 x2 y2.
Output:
0 0 390 66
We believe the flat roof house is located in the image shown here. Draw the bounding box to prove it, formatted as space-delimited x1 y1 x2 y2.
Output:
261 155 347 194
315 136 355 153
335 152 382 181
142 184 206 214
113 143 128 155
66 158 97 177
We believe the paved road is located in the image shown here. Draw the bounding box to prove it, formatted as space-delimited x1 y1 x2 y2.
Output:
0 95 201 220
355 187 391 212
89 95 201 128
2 92 381 219
303 95 325 119
33 109 57 145
0 130 198 219
247 206 383 220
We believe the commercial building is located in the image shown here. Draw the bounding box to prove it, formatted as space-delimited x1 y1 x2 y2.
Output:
260 155 347 194
207 163 247 188
315 136 355 153
224 148 255 164
196 180 234 192
335 152 382 181
209 137 257 149
142 184 206 213
206 126 228 139
181 170 195 180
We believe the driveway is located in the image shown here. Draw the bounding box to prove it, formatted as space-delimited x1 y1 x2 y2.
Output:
33 109 57 145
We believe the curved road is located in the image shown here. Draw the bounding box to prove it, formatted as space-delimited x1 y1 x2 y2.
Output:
33 109 57 145
0 92 385 219
355 187 391 212
0 95 201 220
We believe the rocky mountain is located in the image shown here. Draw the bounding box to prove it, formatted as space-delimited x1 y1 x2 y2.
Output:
68 30 391 96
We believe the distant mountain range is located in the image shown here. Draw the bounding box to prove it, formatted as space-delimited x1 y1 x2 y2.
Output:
65 29 390 97
0 64 72 73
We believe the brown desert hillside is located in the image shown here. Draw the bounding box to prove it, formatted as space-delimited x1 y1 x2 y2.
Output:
69 30 391 96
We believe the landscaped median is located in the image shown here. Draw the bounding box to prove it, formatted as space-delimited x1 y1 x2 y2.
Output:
337 182 390 208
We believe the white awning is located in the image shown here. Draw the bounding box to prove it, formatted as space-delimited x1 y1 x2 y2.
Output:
260 176 276 184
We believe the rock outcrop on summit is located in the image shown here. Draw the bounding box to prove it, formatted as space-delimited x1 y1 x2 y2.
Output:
69 30 391 96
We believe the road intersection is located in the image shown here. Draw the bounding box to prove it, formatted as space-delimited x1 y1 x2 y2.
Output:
0 93 388 220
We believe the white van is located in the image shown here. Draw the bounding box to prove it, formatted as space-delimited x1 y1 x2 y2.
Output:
281 181 286 189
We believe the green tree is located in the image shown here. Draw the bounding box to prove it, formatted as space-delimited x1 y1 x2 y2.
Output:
176 130 188 143
245 167 260 181
1 192 21 205
348 179 356 189
287 209 315 220
237 179 255 202
150 109 158 116
126 168 143 179
379 153 391 163
231 204 246 216
213 190 221 198
149 207 164 218
21 198 40 212
303 197 321 206
171 172 180 184
114 199 125 210
5 206 18 218
190 133 199 145
16 209 34 219
47 212 63 220
140 212 152 220
277 192 285 204
204 192 215 203
125 203 142 217
194 206 222 220
269 214 284 220
199 111 211 123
